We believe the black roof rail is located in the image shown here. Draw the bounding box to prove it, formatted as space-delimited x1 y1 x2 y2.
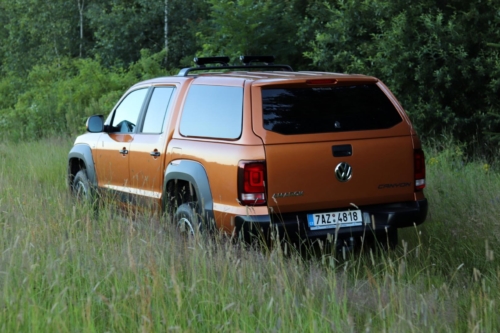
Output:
177 55 293 76
194 56 230 67
239 55 275 65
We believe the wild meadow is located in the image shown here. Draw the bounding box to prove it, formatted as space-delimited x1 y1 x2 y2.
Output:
0 137 499 332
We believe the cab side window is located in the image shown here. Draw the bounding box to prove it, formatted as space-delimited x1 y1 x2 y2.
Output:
109 88 148 133
141 87 176 134
180 85 243 139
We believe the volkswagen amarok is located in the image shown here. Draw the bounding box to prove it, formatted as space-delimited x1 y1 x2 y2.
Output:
67 56 428 248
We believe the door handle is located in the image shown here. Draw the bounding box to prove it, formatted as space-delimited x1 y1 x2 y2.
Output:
150 150 161 157
332 144 352 157
119 148 129 155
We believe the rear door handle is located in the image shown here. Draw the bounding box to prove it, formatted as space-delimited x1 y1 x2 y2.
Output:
332 144 352 157
119 148 129 155
150 150 160 157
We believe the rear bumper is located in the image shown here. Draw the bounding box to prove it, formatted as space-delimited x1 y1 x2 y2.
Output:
234 199 428 242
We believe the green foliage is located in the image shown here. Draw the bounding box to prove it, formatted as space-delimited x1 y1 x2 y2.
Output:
0 0 499 153
1 138 500 331
0 50 168 140
198 0 308 67
86 0 209 69
0 0 208 72
86 0 164 67
419 137 500 274
0 0 79 72
167 0 213 68
299 0 500 153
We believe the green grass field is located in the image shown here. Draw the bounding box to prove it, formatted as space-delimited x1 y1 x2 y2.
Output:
0 138 499 332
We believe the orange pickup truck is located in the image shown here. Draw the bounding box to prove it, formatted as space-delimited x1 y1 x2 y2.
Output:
68 56 427 249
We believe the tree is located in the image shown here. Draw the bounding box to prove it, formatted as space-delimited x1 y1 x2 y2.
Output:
197 0 309 68
0 0 81 73
77 0 86 57
299 0 500 152
86 0 208 69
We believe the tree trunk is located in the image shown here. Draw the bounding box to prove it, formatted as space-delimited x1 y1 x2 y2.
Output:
77 0 85 58
164 0 168 66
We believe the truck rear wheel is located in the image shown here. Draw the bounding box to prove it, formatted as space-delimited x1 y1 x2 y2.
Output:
174 203 201 236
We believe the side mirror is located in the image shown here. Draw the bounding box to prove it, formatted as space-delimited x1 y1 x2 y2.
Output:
86 115 104 133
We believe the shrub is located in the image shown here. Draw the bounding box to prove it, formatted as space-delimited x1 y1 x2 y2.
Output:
0 50 168 140
299 0 500 154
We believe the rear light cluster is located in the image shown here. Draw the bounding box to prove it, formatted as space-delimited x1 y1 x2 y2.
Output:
414 149 426 191
238 161 266 206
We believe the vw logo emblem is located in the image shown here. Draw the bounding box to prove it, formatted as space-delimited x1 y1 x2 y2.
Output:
335 162 352 182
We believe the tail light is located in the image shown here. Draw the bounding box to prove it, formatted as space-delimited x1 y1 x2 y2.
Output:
238 161 266 206
414 149 426 191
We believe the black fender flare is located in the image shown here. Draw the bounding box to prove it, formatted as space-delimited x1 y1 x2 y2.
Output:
67 144 97 187
163 160 215 224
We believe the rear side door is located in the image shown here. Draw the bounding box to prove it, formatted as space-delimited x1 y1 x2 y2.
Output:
251 80 416 213
128 86 177 205
94 88 149 193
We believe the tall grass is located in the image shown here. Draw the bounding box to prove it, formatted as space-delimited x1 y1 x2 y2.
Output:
0 138 499 332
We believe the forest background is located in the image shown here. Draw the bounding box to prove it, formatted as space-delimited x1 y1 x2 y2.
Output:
0 0 499 154
1 1 500 330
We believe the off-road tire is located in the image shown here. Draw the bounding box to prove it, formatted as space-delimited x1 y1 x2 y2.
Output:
174 203 201 236
72 169 95 205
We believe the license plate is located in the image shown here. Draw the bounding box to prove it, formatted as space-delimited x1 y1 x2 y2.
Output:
307 210 362 230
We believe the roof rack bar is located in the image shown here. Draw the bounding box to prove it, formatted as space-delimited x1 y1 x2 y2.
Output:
177 64 293 76
239 55 275 65
194 56 230 67
177 55 293 76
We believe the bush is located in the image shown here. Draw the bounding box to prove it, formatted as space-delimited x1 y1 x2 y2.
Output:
0 50 168 140
299 0 500 154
